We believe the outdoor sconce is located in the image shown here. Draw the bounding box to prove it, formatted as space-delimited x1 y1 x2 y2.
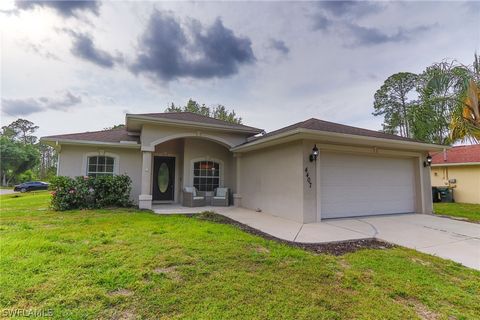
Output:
310 144 319 162
423 155 432 167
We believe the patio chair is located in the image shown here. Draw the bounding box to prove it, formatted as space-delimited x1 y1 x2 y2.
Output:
182 187 206 207
212 187 229 206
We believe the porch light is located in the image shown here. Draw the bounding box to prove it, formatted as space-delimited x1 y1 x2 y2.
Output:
424 155 432 167
310 144 319 162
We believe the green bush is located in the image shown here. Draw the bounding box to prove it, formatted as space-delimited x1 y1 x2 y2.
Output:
18 169 38 183
50 175 132 211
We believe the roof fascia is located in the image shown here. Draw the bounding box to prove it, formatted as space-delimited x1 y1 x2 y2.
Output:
432 162 480 167
40 138 141 149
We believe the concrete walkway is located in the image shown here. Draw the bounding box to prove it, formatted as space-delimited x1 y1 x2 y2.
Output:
0 189 15 195
153 206 480 270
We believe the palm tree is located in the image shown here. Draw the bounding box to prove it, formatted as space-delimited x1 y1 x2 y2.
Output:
450 78 480 143
423 55 480 144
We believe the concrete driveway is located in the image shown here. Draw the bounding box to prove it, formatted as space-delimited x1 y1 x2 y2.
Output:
0 189 15 195
213 208 480 270
325 214 480 270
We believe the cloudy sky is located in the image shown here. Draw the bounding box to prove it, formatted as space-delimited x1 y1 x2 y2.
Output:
1 1 479 137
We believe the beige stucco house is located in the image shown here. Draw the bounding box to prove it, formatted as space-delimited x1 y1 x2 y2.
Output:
430 145 480 204
41 112 444 223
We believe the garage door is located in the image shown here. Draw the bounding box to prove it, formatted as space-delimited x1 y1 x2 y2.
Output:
320 152 416 219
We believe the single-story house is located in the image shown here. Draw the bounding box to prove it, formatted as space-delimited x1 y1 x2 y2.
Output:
41 112 444 223
430 145 480 204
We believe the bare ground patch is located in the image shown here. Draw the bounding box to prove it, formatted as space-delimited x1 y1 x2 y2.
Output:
153 266 182 281
108 289 134 297
396 296 440 320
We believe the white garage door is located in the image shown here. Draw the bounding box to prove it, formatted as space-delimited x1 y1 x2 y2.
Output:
320 152 416 219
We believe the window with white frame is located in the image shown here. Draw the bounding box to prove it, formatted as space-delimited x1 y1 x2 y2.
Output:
193 160 220 192
87 156 115 177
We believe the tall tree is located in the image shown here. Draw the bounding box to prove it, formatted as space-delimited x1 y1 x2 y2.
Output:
418 61 470 144
373 56 480 145
1 118 39 144
445 54 480 143
212 105 242 124
165 99 242 124
165 102 182 113
373 72 418 138
0 136 40 185
0 119 56 184
37 142 57 180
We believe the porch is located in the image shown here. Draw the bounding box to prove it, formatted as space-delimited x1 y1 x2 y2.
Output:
138 136 241 210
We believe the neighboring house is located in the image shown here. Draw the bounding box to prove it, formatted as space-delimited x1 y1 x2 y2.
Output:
41 112 443 223
430 145 480 204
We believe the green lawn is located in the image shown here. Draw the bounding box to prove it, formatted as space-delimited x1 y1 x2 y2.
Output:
1 193 479 319
434 202 480 223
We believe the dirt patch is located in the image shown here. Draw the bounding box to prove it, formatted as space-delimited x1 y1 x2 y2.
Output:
337 258 351 269
411 257 432 267
108 289 134 297
154 266 182 281
396 297 439 320
110 309 136 320
195 211 395 256
252 245 270 254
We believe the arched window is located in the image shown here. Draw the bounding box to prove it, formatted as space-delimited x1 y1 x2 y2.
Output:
87 156 115 177
193 160 220 191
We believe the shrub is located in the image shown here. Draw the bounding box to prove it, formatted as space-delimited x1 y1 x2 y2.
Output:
50 175 133 211
18 170 38 183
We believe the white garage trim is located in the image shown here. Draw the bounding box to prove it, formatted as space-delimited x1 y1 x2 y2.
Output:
318 152 417 220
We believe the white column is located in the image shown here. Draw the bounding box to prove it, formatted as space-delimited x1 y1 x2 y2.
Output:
233 153 242 207
139 150 153 210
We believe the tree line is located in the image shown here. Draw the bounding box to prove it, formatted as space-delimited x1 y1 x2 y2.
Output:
165 99 242 124
373 54 480 145
0 119 57 186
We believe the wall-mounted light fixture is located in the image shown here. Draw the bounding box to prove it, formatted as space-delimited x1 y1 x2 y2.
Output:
423 155 432 167
309 144 319 162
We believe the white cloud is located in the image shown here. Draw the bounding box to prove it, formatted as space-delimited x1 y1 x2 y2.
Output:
0 1 478 137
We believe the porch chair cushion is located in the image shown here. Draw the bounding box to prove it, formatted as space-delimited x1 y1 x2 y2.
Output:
184 186 197 196
215 188 228 198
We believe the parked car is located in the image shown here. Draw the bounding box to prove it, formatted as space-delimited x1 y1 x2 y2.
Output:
14 181 49 192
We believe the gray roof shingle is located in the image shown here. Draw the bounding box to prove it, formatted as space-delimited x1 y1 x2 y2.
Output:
131 112 262 132
246 118 420 144
42 127 139 144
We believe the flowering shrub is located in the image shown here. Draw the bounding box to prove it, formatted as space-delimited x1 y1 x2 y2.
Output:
50 175 132 211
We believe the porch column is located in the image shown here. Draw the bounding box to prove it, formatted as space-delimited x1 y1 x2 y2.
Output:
139 149 153 210
233 153 242 207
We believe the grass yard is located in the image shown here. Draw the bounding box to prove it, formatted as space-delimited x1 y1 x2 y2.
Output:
433 202 480 223
1 193 479 319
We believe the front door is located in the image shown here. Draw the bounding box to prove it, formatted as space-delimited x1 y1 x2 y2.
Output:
152 156 175 201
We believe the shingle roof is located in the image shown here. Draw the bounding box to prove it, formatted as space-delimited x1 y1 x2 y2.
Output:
131 112 262 132
247 118 420 144
42 127 139 143
431 145 480 164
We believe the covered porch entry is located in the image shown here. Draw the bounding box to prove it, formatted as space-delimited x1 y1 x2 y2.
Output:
138 135 239 210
